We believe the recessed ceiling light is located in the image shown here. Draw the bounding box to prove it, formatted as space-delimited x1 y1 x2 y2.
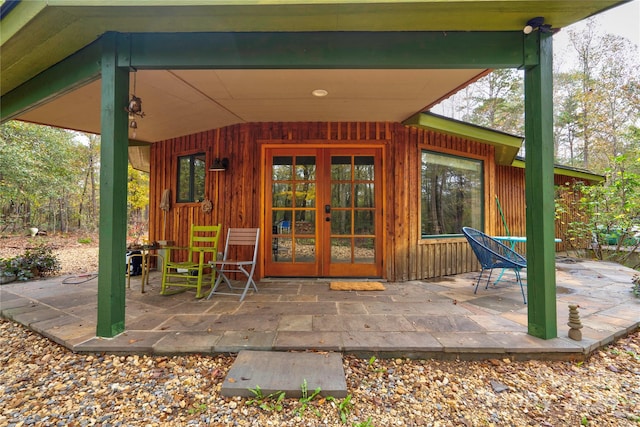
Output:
311 89 328 97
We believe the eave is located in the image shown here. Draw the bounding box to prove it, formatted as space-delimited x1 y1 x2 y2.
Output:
404 111 524 165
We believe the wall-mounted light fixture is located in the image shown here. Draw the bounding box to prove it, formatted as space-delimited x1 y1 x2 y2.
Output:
523 17 554 34
209 158 229 172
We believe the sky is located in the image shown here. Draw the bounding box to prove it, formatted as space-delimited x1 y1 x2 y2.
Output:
553 0 640 67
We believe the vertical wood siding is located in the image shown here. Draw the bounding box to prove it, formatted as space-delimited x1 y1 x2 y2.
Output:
149 121 582 282
494 165 590 254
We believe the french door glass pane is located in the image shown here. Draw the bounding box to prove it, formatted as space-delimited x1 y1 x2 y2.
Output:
294 183 316 207
295 211 316 234
272 183 293 207
354 183 374 208
354 156 374 180
331 156 351 180
272 156 293 180
331 210 352 235
295 156 316 179
331 238 351 263
354 211 375 235
331 183 351 207
355 238 375 264
295 238 315 262
272 237 292 262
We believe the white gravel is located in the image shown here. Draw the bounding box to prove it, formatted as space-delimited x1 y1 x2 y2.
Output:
2 235 640 426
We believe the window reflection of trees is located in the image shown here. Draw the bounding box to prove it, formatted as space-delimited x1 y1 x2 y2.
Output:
421 152 482 236
177 153 205 203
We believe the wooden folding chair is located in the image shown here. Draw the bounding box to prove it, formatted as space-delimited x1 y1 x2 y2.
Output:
207 228 260 301
160 224 221 298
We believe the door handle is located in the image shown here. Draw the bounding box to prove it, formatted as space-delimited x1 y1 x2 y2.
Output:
325 204 331 214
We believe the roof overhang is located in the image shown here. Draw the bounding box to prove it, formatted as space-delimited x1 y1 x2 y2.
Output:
1 1 628 144
403 112 524 165
511 158 605 182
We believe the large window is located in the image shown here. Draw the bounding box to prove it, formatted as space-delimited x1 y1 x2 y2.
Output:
421 151 483 237
177 153 206 203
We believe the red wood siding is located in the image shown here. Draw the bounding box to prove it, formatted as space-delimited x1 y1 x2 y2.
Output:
149 121 579 281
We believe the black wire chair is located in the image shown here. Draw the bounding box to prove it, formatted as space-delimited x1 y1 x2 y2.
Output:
462 227 527 304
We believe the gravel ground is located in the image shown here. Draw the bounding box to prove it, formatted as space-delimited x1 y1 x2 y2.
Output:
2 234 640 426
0 320 639 426
0 234 99 276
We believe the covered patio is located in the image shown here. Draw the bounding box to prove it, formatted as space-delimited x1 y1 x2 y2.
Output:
1 259 637 360
0 0 631 343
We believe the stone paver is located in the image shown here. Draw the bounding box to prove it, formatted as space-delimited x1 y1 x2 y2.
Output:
221 350 348 398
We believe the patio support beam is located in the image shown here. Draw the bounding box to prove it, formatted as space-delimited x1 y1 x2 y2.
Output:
121 31 525 69
96 32 129 338
523 32 557 339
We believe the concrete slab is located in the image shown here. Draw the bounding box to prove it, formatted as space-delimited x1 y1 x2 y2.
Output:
342 331 442 354
0 294 36 311
278 314 313 331
6 304 66 326
406 315 485 332
153 331 222 354
214 330 277 352
221 350 347 398
75 331 168 353
274 331 343 351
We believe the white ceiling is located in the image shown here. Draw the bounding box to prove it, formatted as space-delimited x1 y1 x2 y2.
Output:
17 68 487 142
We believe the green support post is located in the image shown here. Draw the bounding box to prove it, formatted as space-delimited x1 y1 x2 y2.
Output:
524 32 557 339
96 32 129 337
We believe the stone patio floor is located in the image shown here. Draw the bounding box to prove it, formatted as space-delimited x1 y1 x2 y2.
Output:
1 258 638 360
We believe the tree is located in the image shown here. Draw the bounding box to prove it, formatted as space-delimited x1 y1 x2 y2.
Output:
76 134 101 231
431 69 524 136
0 122 91 233
128 164 150 243
554 22 640 172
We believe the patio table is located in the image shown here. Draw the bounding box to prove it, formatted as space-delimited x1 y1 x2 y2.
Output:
492 236 561 284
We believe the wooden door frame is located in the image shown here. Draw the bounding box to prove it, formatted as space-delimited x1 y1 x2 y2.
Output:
259 141 387 279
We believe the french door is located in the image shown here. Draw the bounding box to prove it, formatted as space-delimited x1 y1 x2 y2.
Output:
265 147 383 277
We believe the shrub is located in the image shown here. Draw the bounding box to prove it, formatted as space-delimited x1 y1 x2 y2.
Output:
0 243 61 282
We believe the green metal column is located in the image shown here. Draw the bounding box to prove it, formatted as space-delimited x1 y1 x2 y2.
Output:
524 32 557 339
97 32 129 337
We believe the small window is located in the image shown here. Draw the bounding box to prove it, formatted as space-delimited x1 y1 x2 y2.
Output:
177 153 206 203
421 151 483 238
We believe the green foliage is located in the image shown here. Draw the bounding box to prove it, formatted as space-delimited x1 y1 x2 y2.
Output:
327 393 353 424
295 379 322 417
367 355 385 373
0 242 61 281
556 155 640 267
128 164 150 243
0 122 101 233
354 417 374 427
187 403 207 415
78 237 93 244
246 385 285 412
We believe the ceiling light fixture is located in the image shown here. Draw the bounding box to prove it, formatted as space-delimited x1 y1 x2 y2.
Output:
312 89 328 97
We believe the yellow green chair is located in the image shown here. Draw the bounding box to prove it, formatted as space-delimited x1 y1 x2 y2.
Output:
160 224 221 298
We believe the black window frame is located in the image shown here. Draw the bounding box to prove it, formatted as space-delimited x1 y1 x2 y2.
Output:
176 152 206 203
